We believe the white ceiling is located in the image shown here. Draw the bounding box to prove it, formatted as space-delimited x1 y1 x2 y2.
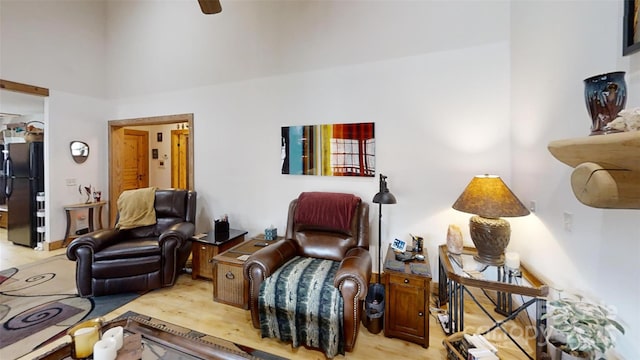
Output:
0 89 45 120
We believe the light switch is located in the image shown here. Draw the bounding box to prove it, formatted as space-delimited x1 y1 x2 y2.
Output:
563 212 573 232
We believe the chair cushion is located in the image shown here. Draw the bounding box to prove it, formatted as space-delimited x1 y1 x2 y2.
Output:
92 256 161 279
259 256 344 358
94 238 161 261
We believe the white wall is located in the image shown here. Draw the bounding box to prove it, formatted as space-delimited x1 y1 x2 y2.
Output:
105 0 508 98
0 0 110 243
47 91 110 244
107 0 512 272
113 42 511 239
511 1 639 358
0 0 107 98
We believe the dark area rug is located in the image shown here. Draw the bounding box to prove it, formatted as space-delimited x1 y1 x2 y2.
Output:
0 255 141 359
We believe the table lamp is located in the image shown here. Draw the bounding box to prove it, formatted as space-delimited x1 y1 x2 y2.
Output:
452 174 529 266
373 174 397 283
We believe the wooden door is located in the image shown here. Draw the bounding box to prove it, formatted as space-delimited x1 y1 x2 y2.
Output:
109 128 149 226
171 129 189 189
123 129 149 190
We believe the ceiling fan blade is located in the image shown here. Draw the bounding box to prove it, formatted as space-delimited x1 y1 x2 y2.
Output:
198 0 222 14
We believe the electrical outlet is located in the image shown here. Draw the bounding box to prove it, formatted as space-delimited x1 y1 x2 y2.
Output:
529 200 536 213
65 178 77 186
563 212 573 232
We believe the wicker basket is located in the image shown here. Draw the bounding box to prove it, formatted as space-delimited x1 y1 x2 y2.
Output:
26 121 44 142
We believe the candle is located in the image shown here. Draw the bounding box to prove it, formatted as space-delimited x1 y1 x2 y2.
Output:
72 326 100 358
102 326 124 350
93 339 117 360
505 252 520 269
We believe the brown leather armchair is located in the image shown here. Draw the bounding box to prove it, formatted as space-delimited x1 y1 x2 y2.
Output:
243 192 371 353
66 189 196 297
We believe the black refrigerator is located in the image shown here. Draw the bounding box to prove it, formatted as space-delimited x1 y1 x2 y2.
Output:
3 142 44 247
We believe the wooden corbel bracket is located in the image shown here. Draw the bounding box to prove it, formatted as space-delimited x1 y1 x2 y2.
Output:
548 131 640 209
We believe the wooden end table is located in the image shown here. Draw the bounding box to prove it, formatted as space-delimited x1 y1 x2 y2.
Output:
212 237 279 308
62 201 107 247
383 245 431 348
190 229 247 280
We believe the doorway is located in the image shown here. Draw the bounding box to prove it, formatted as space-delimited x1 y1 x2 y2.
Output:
0 79 48 249
171 129 189 189
109 113 194 226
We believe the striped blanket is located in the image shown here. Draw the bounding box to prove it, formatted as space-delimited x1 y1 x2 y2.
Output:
259 256 344 358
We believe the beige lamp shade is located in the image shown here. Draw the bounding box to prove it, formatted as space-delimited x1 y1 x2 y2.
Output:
452 175 529 265
452 175 530 218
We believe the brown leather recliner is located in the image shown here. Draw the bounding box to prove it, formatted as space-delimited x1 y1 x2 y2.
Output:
66 189 196 297
243 192 371 353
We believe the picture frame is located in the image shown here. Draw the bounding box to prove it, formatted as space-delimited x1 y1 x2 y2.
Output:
623 0 640 56
391 238 407 253
281 122 375 177
157 132 163 142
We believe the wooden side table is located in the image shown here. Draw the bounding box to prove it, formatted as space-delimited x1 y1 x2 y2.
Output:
190 229 247 280
62 201 107 247
212 238 277 308
383 245 431 348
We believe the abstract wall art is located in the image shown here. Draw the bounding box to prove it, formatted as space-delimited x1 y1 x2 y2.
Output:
281 122 375 177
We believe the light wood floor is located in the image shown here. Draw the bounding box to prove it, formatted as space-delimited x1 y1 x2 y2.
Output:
2 236 535 360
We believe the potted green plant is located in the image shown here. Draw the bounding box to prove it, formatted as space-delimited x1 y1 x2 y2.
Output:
543 292 625 360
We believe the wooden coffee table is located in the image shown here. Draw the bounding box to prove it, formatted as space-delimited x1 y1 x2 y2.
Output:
212 238 280 309
35 315 260 360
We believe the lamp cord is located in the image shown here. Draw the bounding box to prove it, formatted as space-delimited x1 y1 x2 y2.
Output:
378 202 382 284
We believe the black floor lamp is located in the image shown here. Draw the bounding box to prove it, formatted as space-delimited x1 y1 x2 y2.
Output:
372 174 397 283
364 173 397 334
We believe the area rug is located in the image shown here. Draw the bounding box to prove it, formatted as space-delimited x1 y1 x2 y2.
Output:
0 255 140 359
115 311 288 360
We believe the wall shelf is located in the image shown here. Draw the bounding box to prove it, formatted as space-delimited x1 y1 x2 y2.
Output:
548 131 640 209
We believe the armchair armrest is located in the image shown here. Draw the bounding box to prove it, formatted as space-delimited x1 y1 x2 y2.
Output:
66 228 123 297
158 222 195 247
335 247 372 352
243 240 297 279
243 239 297 328
66 228 123 261
158 222 195 286
334 247 372 300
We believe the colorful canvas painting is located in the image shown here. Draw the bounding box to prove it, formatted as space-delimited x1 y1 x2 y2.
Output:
281 122 375 177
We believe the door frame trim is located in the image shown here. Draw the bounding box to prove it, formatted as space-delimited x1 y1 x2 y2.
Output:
108 113 194 225
0 79 49 97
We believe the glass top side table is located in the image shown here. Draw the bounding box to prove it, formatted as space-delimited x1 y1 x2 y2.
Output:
438 245 549 360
